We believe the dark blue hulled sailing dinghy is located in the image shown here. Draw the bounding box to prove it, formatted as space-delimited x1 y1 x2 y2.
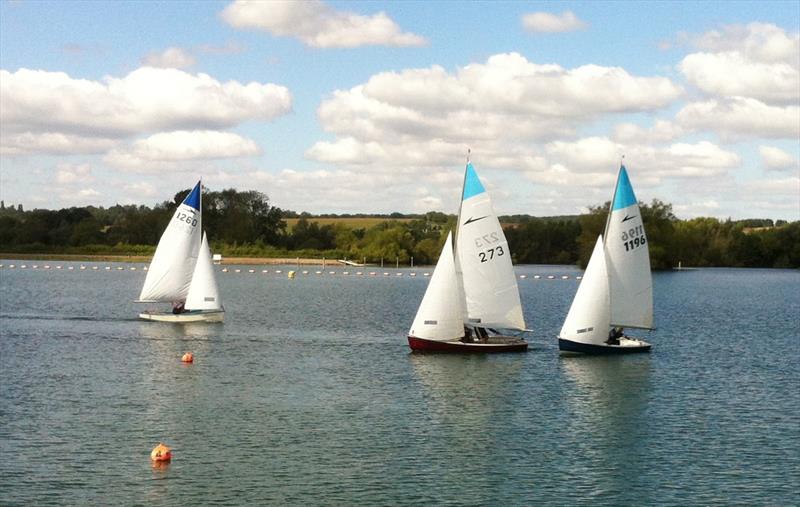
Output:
559 165 653 354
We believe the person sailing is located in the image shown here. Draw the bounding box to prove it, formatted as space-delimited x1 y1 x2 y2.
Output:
607 326 623 345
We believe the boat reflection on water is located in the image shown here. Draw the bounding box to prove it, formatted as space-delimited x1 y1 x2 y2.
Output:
559 355 653 495
408 353 525 483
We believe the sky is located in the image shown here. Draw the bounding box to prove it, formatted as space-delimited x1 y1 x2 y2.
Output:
1 0 798 220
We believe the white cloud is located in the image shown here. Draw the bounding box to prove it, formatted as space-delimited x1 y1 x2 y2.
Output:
221 0 427 48
678 23 799 105
105 130 261 170
759 145 798 171
0 67 292 139
612 121 685 144
522 11 587 33
684 22 799 63
679 51 798 105
141 47 196 69
54 163 94 184
0 132 119 156
676 97 800 140
309 53 682 172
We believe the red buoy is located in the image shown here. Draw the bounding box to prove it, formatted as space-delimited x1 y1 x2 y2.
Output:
181 352 194 363
150 443 172 462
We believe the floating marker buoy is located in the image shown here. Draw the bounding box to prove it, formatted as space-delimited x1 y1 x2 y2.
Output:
329 271 335 275
519 275 527 279
44 265 50 269
116 266 123 270
32 265 38 269
315 271 322 274
288 270 296 279
547 275 555 279
248 269 255 273
561 275 569 279
56 265 62 269
143 266 148 271
576 276 583 280
410 273 416 277
150 443 172 462
105 266 111 270
383 272 389 276
131 267 136 271
222 268 228 272
234 269 241 273
275 270 282 274
181 352 194 363
356 271 363 275
21 265 27 269
302 270 308 275
262 269 268 273
92 266 98 270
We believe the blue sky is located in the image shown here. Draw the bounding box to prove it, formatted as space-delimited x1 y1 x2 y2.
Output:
1 0 798 220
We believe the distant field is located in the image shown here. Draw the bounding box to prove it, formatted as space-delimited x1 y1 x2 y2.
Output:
283 217 414 231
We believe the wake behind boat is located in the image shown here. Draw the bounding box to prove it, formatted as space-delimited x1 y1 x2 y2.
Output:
408 160 528 353
136 181 225 323
558 165 652 354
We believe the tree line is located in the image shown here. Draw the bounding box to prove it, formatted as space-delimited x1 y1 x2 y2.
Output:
0 190 797 268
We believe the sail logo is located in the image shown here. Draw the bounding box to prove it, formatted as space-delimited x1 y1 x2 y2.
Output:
464 215 488 225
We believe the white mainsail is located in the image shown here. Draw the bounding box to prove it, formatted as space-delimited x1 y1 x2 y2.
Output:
559 236 610 345
603 166 653 329
185 233 222 311
455 163 525 330
138 182 202 303
409 232 465 341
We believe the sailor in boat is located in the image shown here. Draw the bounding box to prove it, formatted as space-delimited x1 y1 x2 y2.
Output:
607 326 623 345
172 301 186 315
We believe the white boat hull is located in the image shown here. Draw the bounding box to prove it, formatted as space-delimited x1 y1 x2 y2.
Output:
138 310 224 323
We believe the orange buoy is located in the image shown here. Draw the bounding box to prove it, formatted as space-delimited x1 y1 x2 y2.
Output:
150 443 172 462
181 352 194 363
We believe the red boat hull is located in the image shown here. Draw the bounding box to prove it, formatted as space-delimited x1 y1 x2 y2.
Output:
408 336 528 353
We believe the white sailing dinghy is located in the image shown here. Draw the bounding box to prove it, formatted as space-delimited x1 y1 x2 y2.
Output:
558 165 652 353
408 162 527 352
137 181 225 322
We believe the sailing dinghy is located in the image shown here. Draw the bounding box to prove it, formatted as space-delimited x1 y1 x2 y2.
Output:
558 165 652 354
137 181 225 322
408 161 527 352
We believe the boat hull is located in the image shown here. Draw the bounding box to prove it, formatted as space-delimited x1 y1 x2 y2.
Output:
408 335 527 353
558 337 650 355
139 310 225 323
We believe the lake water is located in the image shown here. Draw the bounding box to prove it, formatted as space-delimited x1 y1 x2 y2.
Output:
0 262 798 505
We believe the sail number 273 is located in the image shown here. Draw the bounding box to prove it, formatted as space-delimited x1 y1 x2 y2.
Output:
177 212 198 227
621 225 646 252
478 246 504 262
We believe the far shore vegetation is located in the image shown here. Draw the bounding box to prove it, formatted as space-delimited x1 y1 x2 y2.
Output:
1 188 798 269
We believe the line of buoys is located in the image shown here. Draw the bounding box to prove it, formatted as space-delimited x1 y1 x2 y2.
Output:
0 264 582 280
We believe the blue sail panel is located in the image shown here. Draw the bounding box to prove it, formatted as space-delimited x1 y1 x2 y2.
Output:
611 166 637 211
183 181 202 211
462 163 486 200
